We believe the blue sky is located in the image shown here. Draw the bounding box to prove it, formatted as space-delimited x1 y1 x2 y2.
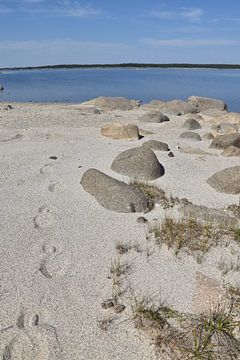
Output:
0 0 240 66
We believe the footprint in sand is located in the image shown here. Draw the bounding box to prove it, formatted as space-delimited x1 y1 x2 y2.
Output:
40 164 54 175
3 310 62 360
39 243 69 279
48 182 65 193
34 206 54 229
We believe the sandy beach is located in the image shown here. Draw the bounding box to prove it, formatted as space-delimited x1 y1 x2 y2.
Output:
0 98 240 359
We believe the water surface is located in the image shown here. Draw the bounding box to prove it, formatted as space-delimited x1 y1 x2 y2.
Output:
0 68 239 111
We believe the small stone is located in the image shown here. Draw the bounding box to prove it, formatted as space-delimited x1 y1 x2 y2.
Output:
114 304 126 313
101 299 117 309
49 156 58 160
137 216 148 224
168 151 174 157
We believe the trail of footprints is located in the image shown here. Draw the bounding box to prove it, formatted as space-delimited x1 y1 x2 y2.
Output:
2 161 69 358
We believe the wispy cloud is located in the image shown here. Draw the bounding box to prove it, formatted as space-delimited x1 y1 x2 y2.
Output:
0 0 102 17
149 7 203 23
141 38 240 47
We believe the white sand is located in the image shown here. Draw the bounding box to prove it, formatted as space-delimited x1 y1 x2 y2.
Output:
0 102 239 359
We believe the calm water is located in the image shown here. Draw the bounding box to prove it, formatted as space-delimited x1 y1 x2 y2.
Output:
0 68 240 111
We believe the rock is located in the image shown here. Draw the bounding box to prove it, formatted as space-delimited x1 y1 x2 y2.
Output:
182 118 201 130
0 85 4 91
141 140 169 151
214 122 239 134
137 216 148 224
159 100 198 115
179 132 202 141
207 166 240 194
193 272 226 314
138 111 169 123
101 299 117 309
114 304 126 313
221 146 240 157
202 133 214 141
142 99 197 115
209 133 240 149
81 96 140 110
101 122 140 140
77 107 101 114
188 96 227 112
168 151 174 157
111 147 165 180
179 146 216 156
81 169 150 213
178 204 238 227
200 109 228 117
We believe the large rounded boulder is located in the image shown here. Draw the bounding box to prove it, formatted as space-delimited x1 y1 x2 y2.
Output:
80 169 150 213
187 96 227 112
179 132 202 141
101 122 140 140
139 111 169 123
111 146 165 180
207 166 240 194
182 119 201 130
221 146 240 157
209 133 240 149
141 140 169 152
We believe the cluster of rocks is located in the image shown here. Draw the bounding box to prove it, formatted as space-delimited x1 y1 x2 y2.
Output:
80 96 240 212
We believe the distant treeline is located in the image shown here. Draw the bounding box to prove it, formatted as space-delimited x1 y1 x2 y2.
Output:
1 63 240 71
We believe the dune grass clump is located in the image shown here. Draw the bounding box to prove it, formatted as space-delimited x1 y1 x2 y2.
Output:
129 179 186 209
131 296 240 360
150 217 214 256
149 217 240 260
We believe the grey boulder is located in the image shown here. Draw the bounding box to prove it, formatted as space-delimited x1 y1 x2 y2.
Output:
139 111 169 123
81 96 140 111
182 119 201 130
207 166 240 194
210 133 240 149
179 132 202 141
188 96 227 112
111 146 165 180
221 146 240 157
80 169 150 213
141 140 169 152
178 204 238 227
202 133 214 141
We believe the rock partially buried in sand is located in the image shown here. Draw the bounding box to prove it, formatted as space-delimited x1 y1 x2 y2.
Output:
101 122 140 140
141 140 169 151
81 96 140 111
179 132 202 141
138 111 169 123
187 96 227 112
207 166 240 194
221 146 240 157
80 169 150 213
193 272 226 314
178 204 238 227
111 146 165 180
182 118 201 130
209 133 240 149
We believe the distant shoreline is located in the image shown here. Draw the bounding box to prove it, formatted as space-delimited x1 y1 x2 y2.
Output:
1 63 240 71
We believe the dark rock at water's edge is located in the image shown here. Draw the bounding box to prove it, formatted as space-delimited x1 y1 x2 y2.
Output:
0 85 4 91
80 168 150 213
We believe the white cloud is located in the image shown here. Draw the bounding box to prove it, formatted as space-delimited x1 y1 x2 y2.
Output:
149 7 203 23
142 38 240 47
